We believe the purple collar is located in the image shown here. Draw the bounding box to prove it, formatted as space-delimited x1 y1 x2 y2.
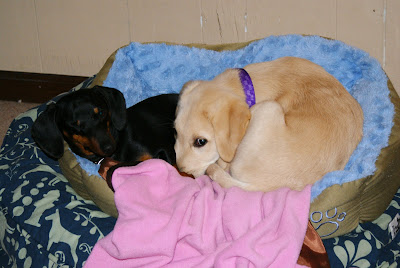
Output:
238 68 256 107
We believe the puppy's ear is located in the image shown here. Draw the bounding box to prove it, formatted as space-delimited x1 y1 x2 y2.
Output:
211 98 251 163
31 104 65 159
94 86 127 130
179 80 201 98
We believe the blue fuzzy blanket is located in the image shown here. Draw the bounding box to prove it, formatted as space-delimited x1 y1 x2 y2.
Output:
76 35 394 201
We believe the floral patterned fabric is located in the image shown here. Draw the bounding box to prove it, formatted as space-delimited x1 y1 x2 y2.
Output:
0 76 399 267
323 188 400 267
0 77 116 267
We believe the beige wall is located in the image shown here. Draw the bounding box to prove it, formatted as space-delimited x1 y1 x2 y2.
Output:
0 0 399 94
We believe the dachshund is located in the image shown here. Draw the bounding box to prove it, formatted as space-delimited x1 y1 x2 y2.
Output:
32 86 179 168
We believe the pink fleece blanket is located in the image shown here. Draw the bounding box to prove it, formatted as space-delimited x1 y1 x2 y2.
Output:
85 159 311 268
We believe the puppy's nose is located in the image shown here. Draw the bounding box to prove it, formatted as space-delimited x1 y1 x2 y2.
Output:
176 162 183 171
176 161 186 172
102 143 115 156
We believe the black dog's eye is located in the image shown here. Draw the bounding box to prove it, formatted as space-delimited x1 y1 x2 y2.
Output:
194 138 208 147
93 107 104 117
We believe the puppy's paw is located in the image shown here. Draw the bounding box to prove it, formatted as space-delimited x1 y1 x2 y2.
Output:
216 158 230 171
206 163 224 178
206 163 250 190
206 163 236 188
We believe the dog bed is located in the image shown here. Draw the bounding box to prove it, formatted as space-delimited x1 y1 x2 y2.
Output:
59 35 400 239
0 66 399 266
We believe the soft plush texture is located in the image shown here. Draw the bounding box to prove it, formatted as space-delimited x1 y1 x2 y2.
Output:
84 159 311 268
58 35 400 238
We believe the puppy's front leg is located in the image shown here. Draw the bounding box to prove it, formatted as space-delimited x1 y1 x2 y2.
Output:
216 158 230 171
206 163 249 189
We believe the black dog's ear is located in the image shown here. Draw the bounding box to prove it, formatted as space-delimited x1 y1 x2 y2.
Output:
93 86 127 130
31 104 65 159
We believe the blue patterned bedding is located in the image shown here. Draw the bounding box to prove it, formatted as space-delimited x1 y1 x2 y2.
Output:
0 75 399 267
324 190 400 267
0 78 116 267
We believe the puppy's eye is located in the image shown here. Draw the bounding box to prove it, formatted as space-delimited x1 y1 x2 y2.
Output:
93 107 104 117
194 138 208 147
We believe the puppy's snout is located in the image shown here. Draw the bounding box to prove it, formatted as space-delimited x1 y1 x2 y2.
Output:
175 160 185 172
176 160 193 177
93 136 116 156
93 126 117 156
102 143 116 156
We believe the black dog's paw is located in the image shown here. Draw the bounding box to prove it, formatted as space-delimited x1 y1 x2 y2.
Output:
104 160 141 192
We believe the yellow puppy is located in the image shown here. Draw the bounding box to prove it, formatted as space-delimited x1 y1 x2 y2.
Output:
174 57 363 191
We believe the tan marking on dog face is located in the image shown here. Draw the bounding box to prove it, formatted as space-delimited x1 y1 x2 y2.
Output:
71 134 95 156
138 153 152 162
64 129 115 157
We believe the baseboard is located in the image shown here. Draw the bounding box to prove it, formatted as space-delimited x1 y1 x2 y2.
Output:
0 71 88 103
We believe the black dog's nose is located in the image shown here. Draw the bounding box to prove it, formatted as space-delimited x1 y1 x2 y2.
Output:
102 143 116 156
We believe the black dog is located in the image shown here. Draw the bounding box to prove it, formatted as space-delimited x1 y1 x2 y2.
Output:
32 86 178 166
